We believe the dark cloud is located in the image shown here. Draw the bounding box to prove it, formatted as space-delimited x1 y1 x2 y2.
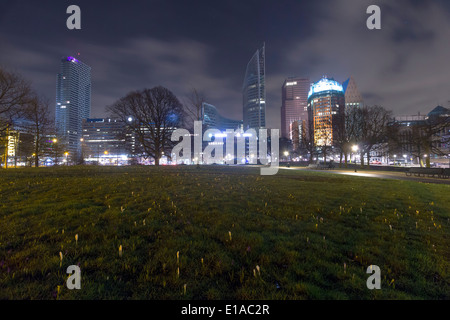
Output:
1 0 450 129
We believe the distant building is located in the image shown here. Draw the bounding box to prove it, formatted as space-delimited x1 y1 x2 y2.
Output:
55 56 91 158
243 44 266 131
342 76 364 109
389 106 450 166
202 102 243 131
280 77 310 139
2 118 55 167
290 119 307 151
307 77 346 147
81 118 135 165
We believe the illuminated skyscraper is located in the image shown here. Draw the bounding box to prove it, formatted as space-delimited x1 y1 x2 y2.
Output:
280 77 310 139
243 44 266 131
55 56 91 157
307 77 345 147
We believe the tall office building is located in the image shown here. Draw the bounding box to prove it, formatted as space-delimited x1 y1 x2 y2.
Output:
55 56 91 157
280 77 310 139
243 44 266 131
342 76 364 109
307 77 345 147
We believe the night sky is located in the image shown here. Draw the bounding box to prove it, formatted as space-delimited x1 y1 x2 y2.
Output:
1 0 450 128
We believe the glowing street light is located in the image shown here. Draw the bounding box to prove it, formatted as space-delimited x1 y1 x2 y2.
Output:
52 139 58 166
351 145 359 171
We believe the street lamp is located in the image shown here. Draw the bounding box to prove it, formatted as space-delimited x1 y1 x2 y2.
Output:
104 151 109 165
351 145 359 172
52 139 58 166
64 152 69 166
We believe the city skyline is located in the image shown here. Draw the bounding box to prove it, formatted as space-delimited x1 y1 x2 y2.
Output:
1 0 450 130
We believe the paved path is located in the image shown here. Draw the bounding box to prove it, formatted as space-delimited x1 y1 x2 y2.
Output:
280 167 450 185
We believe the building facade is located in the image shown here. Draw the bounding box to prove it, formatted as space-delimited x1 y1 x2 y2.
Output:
342 76 364 110
55 56 91 158
243 44 266 131
390 107 450 166
280 77 310 140
81 118 135 165
307 77 346 147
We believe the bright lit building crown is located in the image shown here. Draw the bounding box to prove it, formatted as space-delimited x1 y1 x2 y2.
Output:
308 77 344 98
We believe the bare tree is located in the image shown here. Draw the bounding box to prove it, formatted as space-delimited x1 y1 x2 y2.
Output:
1 67 33 168
333 106 365 167
22 95 53 167
108 86 185 166
183 88 206 127
399 114 449 167
0 67 32 134
354 105 392 167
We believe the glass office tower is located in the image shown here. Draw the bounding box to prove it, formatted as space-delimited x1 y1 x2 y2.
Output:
55 56 91 158
243 44 266 131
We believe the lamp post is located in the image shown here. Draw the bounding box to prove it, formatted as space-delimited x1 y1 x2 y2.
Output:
104 150 109 166
352 145 358 172
80 138 85 165
53 138 58 166
64 152 69 166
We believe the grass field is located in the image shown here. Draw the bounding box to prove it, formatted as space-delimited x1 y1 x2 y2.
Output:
0 165 449 300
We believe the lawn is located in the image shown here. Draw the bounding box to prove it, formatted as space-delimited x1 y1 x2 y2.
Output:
0 165 448 300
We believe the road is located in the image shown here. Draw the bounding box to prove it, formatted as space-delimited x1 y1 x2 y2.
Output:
280 167 450 185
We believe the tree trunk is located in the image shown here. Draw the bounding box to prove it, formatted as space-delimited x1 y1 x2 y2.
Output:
360 152 365 167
